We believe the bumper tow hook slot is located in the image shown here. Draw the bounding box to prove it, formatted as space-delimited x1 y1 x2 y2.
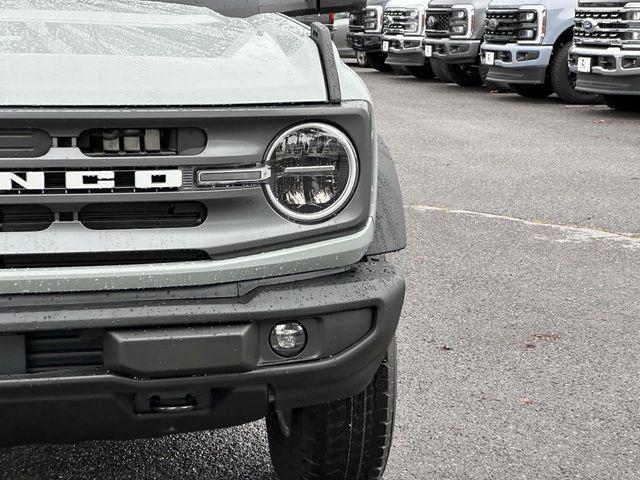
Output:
150 395 197 414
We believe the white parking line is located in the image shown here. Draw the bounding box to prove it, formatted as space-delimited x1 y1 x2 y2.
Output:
405 204 640 247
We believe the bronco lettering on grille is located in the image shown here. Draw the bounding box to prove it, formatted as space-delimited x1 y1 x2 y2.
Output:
0 170 183 192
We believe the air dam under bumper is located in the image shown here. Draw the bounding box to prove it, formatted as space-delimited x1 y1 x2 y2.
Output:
575 72 640 95
0 260 404 447
385 50 426 67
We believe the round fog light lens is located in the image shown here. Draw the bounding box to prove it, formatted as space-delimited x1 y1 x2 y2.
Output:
269 322 307 358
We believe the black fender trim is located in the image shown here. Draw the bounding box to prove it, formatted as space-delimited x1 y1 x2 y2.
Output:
310 22 342 104
367 137 406 255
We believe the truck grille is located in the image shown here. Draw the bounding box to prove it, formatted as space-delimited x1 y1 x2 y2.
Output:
26 331 103 373
0 205 54 232
425 9 452 38
349 9 366 31
0 250 210 269
79 202 207 230
0 202 206 232
484 9 519 43
574 1 640 48
384 8 423 35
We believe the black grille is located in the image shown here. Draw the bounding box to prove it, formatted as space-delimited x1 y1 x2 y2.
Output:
425 9 452 37
0 205 53 232
79 202 207 230
26 331 103 373
574 2 639 48
484 9 519 43
349 9 366 31
0 250 210 269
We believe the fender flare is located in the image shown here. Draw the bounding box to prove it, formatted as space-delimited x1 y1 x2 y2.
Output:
366 137 407 256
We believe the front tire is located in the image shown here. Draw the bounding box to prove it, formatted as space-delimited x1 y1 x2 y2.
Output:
356 51 370 68
365 52 391 72
407 63 435 79
267 338 398 480
509 83 553 99
430 59 452 82
445 64 484 87
549 43 600 104
602 94 640 111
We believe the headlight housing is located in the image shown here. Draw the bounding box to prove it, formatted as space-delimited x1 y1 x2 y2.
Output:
516 5 546 44
450 5 474 38
364 5 383 33
264 123 358 223
406 8 424 34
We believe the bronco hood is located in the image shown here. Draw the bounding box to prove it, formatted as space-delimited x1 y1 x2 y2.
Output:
0 0 328 106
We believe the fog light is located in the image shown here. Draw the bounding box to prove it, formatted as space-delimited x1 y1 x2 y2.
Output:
269 322 307 357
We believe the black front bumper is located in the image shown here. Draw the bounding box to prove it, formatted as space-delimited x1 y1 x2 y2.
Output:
576 72 640 95
347 32 383 52
0 261 404 446
486 65 547 84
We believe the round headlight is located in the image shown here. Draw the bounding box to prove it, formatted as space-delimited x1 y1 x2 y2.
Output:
263 123 358 222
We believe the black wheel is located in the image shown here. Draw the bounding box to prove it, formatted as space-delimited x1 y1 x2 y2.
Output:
407 63 435 79
365 52 391 72
391 65 411 75
549 43 600 104
508 83 553 99
445 64 484 87
602 94 640 112
430 59 452 82
267 338 397 480
356 51 370 68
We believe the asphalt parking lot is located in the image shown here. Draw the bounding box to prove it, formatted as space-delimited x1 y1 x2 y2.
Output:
2 66 639 480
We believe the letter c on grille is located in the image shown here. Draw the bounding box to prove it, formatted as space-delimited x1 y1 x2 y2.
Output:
66 171 115 190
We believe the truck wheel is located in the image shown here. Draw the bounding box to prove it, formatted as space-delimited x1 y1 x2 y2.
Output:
445 64 484 87
430 59 452 82
509 83 553 99
392 65 411 75
356 51 370 68
365 52 391 72
602 94 640 111
266 338 397 480
549 43 600 105
407 63 435 79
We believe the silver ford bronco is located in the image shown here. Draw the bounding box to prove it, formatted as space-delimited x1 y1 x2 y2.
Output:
0 1 406 479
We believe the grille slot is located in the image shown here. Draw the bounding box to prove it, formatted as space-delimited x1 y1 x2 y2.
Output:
0 250 211 269
349 9 366 31
0 130 51 158
484 9 519 43
0 205 53 232
26 331 103 373
574 2 639 48
425 9 452 38
77 128 206 156
79 202 207 230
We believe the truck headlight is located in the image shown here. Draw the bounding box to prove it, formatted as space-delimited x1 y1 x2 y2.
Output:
364 6 383 33
264 123 358 222
517 5 546 43
450 5 474 38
